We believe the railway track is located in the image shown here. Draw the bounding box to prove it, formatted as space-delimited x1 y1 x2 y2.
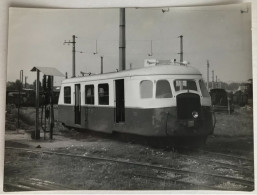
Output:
175 146 253 162
5 146 254 191
161 148 253 173
4 178 74 191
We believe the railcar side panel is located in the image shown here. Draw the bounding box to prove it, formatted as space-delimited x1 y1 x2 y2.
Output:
58 105 74 127
58 105 213 136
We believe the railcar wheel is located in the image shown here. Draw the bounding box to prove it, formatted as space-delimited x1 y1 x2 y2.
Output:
179 136 207 147
193 136 207 147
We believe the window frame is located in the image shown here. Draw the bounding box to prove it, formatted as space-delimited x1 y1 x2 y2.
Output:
64 86 71 104
85 84 95 105
155 79 173 99
140 80 153 99
98 83 109 105
173 79 198 92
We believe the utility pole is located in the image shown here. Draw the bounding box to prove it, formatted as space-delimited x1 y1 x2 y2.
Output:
64 35 77 78
207 60 210 90
100 56 103 74
35 69 40 139
25 76 28 88
17 70 23 128
20 70 23 87
178 35 183 64
216 75 218 88
212 70 214 89
119 8 126 71
130 63 132 70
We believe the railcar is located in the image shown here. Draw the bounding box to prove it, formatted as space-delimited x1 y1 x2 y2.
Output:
58 60 215 141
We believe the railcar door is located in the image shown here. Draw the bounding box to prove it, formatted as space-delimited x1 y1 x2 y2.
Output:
115 79 125 123
74 84 81 125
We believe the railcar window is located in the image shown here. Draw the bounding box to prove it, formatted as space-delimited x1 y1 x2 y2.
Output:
174 80 197 92
199 80 210 97
64 86 71 104
85 85 94 104
156 80 173 98
98 84 109 105
140 80 153 98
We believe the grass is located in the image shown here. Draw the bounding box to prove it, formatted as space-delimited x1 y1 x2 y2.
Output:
4 150 189 190
214 106 253 136
4 105 254 191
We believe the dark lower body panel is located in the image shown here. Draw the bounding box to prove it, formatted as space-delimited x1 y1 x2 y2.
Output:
58 105 214 137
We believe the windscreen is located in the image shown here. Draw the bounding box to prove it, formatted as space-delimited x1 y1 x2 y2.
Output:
173 80 198 92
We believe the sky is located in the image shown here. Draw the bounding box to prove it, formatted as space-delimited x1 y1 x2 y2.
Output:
7 3 252 86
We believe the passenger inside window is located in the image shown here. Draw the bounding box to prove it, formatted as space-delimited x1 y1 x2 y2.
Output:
85 85 94 104
156 80 173 98
140 80 153 98
64 86 71 104
98 84 109 105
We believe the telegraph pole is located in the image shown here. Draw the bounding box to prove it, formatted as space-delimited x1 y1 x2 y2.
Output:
20 70 23 87
207 60 210 90
211 70 214 89
25 76 28 88
64 35 77 78
178 35 183 64
216 75 218 88
119 8 126 71
35 69 40 139
17 70 23 128
100 56 103 74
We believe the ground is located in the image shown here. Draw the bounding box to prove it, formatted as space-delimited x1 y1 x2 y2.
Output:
4 103 254 191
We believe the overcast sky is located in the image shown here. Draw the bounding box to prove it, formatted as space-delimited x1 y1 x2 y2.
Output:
7 3 252 86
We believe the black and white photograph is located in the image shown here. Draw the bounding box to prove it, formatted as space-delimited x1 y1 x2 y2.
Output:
3 1 254 192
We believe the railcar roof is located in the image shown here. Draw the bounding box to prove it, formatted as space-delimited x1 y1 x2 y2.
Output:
62 65 201 84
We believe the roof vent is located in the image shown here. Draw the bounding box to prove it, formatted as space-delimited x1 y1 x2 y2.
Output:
144 59 158 67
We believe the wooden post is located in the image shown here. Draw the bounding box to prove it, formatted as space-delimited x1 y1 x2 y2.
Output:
35 69 40 139
50 76 54 140
228 98 231 115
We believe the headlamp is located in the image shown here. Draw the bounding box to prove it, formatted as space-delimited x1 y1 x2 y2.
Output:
192 111 199 119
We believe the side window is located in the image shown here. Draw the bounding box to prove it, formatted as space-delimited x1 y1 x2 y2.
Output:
156 80 173 98
64 86 71 104
85 85 94 105
199 80 210 97
140 80 153 98
98 84 109 105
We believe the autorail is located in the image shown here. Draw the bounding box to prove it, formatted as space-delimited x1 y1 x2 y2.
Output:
58 59 215 143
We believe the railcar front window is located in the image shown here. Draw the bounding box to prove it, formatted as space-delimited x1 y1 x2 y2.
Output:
156 80 173 98
98 84 109 105
64 86 71 104
199 80 210 97
140 80 153 98
174 80 197 92
85 85 94 105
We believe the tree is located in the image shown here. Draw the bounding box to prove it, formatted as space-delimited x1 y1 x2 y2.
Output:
6 80 22 91
33 80 42 91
